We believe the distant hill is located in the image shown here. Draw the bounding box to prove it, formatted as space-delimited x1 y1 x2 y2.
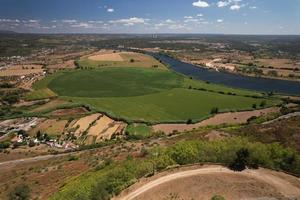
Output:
0 30 18 34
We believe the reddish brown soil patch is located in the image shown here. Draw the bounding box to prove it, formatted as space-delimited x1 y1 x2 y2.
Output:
50 107 88 116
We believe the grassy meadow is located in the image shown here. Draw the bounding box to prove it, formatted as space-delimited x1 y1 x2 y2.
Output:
27 54 281 123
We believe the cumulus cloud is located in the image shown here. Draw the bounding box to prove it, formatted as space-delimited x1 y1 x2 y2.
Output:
230 4 241 10
217 19 224 23
109 17 148 26
107 8 114 12
62 19 77 23
165 19 175 23
192 0 210 8
217 0 245 10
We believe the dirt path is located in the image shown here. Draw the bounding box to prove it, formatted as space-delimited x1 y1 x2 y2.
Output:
0 153 69 169
115 166 300 200
263 112 300 125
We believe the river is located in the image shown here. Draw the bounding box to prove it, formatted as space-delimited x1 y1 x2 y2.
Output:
150 53 300 96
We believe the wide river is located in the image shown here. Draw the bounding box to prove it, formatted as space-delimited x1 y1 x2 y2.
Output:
151 53 300 96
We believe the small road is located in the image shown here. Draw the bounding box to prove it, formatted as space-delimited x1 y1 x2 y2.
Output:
263 112 300 125
115 166 300 200
0 152 75 169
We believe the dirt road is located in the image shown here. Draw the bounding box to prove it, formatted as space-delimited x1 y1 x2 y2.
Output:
0 153 70 169
115 166 300 200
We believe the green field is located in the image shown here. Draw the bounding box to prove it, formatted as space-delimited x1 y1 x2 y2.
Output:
30 66 280 123
48 68 183 97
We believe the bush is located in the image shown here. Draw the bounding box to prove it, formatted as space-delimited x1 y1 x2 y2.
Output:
260 100 267 107
0 141 11 149
68 155 79 161
49 138 300 200
8 184 30 200
2 94 19 104
211 195 226 200
211 107 219 114
228 148 249 171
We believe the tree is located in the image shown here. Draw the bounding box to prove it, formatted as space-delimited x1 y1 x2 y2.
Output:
8 184 30 200
2 94 19 104
260 100 266 107
186 118 193 124
130 58 135 63
252 103 257 109
229 148 250 171
210 107 219 114
0 141 11 149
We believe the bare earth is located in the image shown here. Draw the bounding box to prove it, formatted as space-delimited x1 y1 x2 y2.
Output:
153 107 280 134
115 165 300 200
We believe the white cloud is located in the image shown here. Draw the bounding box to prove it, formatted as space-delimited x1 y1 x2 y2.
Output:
217 19 224 23
192 0 210 8
165 19 175 23
197 14 203 17
107 8 114 12
184 18 199 23
217 0 245 10
217 1 230 7
70 22 91 28
230 4 241 10
249 6 257 9
29 20 39 23
62 19 77 23
184 16 193 19
109 17 148 26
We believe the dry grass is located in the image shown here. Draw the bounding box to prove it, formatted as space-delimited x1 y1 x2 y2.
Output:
72 113 101 136
153 107 280 134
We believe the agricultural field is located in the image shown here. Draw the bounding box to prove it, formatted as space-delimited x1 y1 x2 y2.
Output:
30 65 280 123
78 51 166 69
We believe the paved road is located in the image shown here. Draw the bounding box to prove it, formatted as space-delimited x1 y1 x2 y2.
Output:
115 166 300 200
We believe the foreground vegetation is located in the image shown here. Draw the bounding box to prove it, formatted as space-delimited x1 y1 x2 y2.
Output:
50 137 300 200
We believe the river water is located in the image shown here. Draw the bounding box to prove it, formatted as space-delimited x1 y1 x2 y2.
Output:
151 53 300 96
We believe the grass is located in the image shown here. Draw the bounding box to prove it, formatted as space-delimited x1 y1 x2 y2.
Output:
25 88 57 100
31 66 281 123
125 124 152 139
66 88 279 123
47 68 183 98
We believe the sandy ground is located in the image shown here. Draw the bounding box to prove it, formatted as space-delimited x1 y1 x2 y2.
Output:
115 165 300 200
73 113 101 136
88 52 124 61
153 107 280 134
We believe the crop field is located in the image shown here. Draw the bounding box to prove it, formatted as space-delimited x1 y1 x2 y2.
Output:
31 66 280 123
47 68 182 97
78 51 166 69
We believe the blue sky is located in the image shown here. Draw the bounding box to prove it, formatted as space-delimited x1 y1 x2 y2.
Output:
0 0 299 34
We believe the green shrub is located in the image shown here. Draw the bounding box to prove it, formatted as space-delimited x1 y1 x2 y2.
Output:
8 184 30 200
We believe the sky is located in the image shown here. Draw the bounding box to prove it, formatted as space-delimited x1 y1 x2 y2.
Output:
0 0 299 34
